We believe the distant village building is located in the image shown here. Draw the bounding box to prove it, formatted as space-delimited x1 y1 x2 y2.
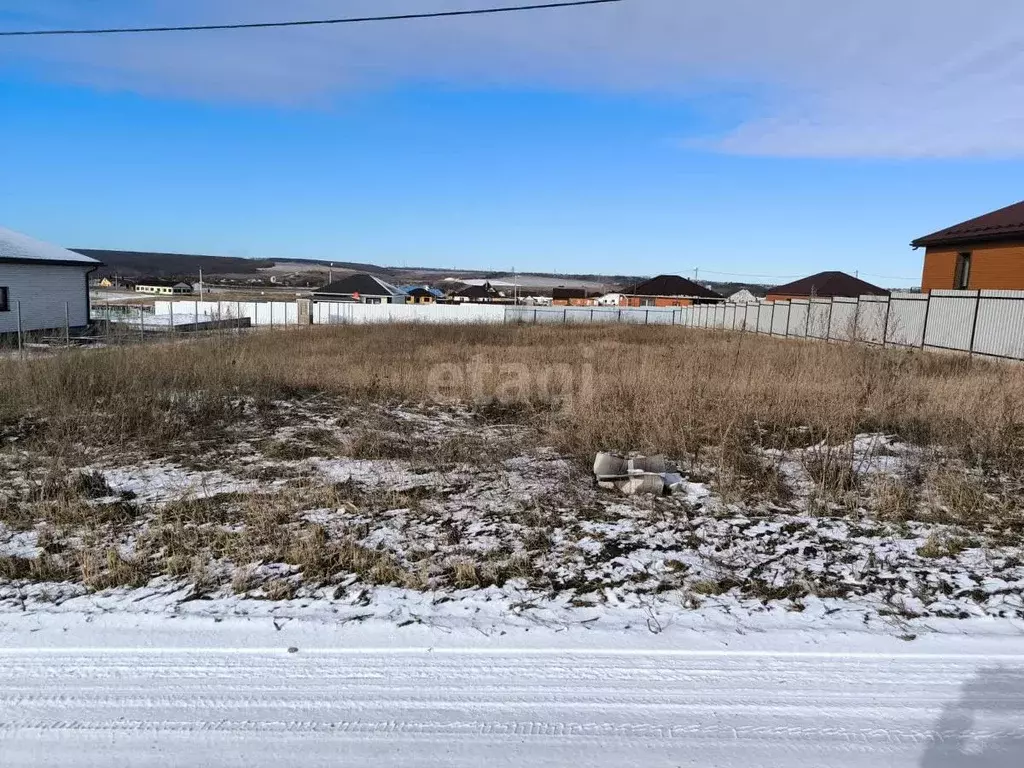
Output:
727 289 758 303
551 288 599 306
1 226 102 335
134 280 194 296
312 273 407 304
453 282 504 303
401 285 445 304
620 275 722 307
765 271 887 302
596 293 623 306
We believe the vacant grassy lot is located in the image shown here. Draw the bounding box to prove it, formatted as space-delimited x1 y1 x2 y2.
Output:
3 323 1023 459
1 324 1023 618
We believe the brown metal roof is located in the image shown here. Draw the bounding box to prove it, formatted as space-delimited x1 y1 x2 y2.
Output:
552 287 589 300
626 274 722 299
768 271 888 298
912 200 1024 248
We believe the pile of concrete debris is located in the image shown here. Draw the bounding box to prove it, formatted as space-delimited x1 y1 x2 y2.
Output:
593 452 685 496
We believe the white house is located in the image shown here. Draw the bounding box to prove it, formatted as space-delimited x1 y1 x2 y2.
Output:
134 280 193 296
727 289 759 303
0 227 101 335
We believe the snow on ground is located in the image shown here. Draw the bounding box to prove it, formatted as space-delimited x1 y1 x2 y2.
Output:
3 398 1024 765
1 399 1023 628
1 612 1023 768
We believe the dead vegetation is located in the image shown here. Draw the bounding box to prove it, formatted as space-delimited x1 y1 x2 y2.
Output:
2 324 1021 469
1 324 1023 610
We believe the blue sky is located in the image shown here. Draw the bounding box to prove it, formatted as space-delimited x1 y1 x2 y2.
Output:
3 1 1024 287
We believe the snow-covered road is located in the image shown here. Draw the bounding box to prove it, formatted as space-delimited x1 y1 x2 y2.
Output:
3 646 1024 767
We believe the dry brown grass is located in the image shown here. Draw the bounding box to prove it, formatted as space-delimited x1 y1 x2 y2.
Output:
3 324 1024 539
3 324 1020 461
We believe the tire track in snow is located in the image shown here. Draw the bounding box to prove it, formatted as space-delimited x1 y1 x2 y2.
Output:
2 650 1024 767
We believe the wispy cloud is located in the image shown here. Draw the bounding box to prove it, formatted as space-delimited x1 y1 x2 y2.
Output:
4 0 1024 157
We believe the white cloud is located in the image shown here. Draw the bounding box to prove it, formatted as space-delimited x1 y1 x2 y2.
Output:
4 0 1024 157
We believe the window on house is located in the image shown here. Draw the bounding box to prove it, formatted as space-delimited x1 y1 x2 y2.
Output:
640 297 655 307
0 287 8 312
955 252 972 290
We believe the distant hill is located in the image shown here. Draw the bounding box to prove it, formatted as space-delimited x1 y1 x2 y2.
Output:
72 246 776 296
273 257 398 278
72 249 275 278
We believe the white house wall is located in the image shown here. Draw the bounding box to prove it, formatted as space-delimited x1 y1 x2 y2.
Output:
0 263 91 334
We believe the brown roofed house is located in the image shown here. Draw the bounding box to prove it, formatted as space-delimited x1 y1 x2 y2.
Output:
620 274 722 308
912 200 1024 292
766 271 888 302
552 287 599 306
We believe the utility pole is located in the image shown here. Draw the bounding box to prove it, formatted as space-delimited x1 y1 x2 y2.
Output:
694 267 699 281
329 263 334 284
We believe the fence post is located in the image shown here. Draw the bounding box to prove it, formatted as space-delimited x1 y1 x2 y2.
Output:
920 292 932 349
138 305 145 343
770 301 777 336
756 302 762 334
64 301 70 347
533 308 538 324
563 308 567 324
16 300 23 359
881 297 891 348
852 296 861 343
826 299 834 341
590 308 595 323
194 300 199 334
804 301 811 338
967 290 982 357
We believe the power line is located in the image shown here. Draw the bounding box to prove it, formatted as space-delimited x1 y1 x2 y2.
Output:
0 0 623 37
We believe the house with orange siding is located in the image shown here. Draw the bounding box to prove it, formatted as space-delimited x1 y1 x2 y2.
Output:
551 287 598 306
913 201 1024 292
619 274 722 307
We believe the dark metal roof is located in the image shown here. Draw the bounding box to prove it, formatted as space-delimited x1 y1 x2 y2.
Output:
314 273 404 297
552 287 588 300
627 274 722 299
912 200 1024 248
768 271 888 298
456 283 499 299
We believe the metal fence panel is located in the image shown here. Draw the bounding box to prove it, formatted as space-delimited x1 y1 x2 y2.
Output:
806 300 832 339
857 297 889 345
972 294 1024 359
828 298 858 341
886 294 927 347
787 300 809 337
740 303 756 332
923 291 976 351
770 302 790 336
314 302 506 325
